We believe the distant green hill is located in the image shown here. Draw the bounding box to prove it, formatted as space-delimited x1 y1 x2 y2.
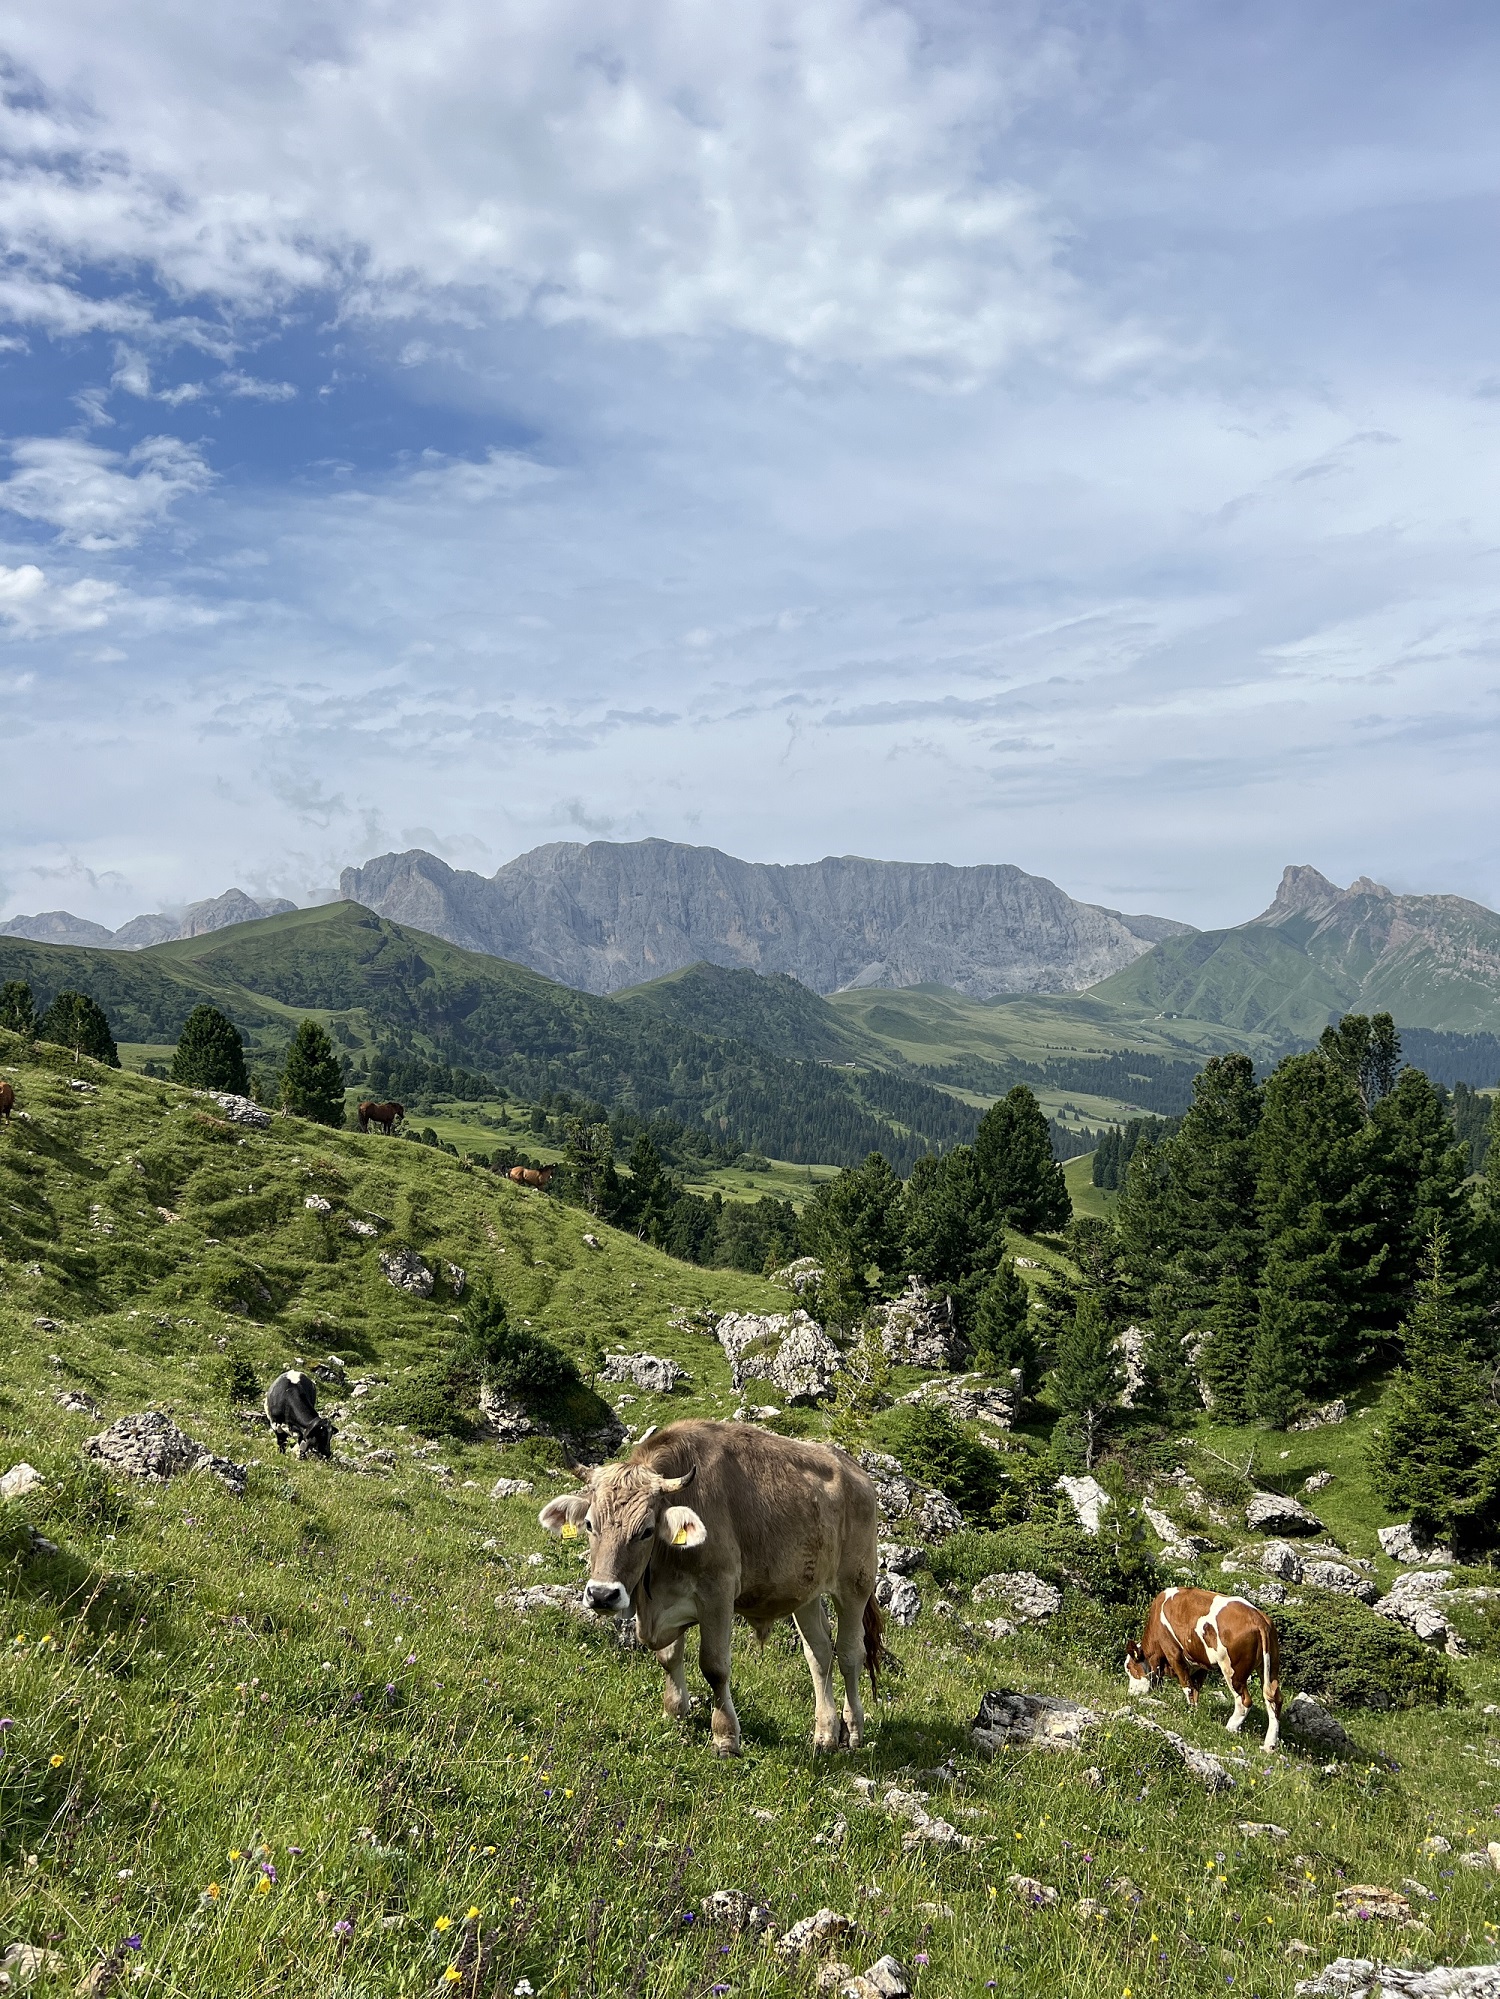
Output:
1088 865 1500 1039
0 905 978 1172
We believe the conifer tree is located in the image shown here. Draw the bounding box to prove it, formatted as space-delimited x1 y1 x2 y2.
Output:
36 990 119 1066
0 980 35 1036
900 1146 993 1327
1319 1011 1401 1113
279 1019 346 1125
171 1004 248 1093
1053 1289 1121 1469
1369 1229 1500 1553
799 1151 906 1302
1367 1065 1481 1338
973 1086 1070 1236
970 1258 1036 1384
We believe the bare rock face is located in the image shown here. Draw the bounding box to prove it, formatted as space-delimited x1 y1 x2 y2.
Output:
379 1248 434 1298
768 1257 824 1294
600 1352 685 1394
971 1689 1099 1753
339 840 1190 998
857 1452 964 1541
83 1412 247 1495
900 1374 1015 1430
1057 1474 1111 1534
717 1309 840 1403
874 1575 922 1627
1373 1573 1462 1652
874 1280 964 1368
878 1542 924 1576
1246 1492 1324 1537
1258 1540 1305 1582
1378 1522 1456 1566
1303 1560 1380 1605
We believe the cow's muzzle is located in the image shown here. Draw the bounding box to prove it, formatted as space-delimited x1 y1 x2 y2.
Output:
583 1580 630 1616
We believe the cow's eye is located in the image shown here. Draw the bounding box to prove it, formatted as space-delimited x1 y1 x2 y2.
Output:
583 1517 594 1534
635 1524 655 1540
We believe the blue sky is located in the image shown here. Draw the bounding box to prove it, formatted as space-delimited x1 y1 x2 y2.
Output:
2 0 1499 932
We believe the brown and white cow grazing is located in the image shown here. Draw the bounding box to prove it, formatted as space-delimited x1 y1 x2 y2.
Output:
1125 1587 1282 1750
539 1419 882 1757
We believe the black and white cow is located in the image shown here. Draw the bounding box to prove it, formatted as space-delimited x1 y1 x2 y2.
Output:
265 1369 336 1459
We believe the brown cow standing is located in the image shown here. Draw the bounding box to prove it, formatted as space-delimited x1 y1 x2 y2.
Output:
508 1165 554 1189
357 1100 404 1134
1125 1587 1282 1750
0 1079 13 1124
540 1420 881 1757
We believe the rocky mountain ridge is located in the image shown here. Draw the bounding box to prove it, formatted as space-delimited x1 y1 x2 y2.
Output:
0 888 296 952
338 840 1191 998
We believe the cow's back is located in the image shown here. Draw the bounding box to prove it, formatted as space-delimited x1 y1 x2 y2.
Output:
632 1421 878 1613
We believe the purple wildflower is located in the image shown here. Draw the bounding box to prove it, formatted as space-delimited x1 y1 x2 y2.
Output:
125 1936 143 1951
261 1863 277 1882
333 1920 354 1938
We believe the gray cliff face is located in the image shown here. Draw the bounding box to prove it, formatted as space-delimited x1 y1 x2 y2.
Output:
0 910 118 948
339 840 1193 997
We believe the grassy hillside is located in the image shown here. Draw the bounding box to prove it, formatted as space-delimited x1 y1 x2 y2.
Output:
0 908 981 1174
6 1036 1500 1996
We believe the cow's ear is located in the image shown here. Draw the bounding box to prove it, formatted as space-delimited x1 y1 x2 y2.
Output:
662 1505 707 1549
539 1492 590 1537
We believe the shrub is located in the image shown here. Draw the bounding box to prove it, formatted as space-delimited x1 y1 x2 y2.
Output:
380 1290 581 1439
1277 1594 1464 1711
926 1521 1159 1611
219 1348 260 1407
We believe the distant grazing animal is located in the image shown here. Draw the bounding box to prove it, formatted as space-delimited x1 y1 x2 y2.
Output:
508 1165 554 1189
539 1419 882 1758
0 1080 12 1124
264 1369 336 1460
1125 1586 1281 1750
357 1100 404 1135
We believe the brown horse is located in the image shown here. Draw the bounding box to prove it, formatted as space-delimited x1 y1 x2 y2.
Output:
357 1100 405 1134
0 1080 13 1124
508 1164 554 1189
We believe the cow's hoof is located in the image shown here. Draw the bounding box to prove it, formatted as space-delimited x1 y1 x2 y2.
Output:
712 1738 741 1759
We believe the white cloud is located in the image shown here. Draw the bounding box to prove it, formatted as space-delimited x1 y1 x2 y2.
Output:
0 562 117 635
0 1 1105 378
0 435 214 547
217 371 296 400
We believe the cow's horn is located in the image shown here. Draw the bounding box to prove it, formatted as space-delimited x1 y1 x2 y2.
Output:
656 1463 697 1493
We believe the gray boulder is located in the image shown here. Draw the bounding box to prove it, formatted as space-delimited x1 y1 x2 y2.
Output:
379 1248 434 1297
211 1092 272 1129
1246 1492 1324 1537
1378 1522 1456 1566
874 1279 964 1369
1290 1399 1349 1432
878 1542 924 1576
0 1464 44 1501
1057 1474 1111 1534
1284 1692 1354 1754
971 1689 1100 1753
875 1575 922 1626
600 1352 686 1394
971 1572 1062 1623
1294 1960 1500 1997
858 1451 964 1542
83 1411 247 1495
899 1373 1015 1430
717 1309 840 1403
1258 1540 1305 1582
1303 1560 1380 1604
1117 1711 1235 1790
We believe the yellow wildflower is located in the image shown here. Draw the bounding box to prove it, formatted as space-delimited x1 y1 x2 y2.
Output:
229 1849 243 1861
435 1916 452 1932
466 1907 481 1921
50 1755 65 1768
254 1877 271 1895
444 1972 462 1986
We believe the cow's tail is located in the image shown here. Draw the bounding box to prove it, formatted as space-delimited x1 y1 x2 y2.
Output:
1262 1618 1282 1751
863 1595 885 1693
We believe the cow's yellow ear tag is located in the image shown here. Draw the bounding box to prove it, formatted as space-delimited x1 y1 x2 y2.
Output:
561 1522 580 1541
673 1524 690 1545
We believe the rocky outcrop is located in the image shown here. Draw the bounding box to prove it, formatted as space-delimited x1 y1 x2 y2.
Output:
3 888 296 950
1378 1523 1456 1566
1295 1961 1500 1997
338 841 1191 998
83 1412 247 1494
1057 1474 1111 1534
857 1452 964 1541
899 1373 1015 1430
1291 1399 1349 1431
971 1690 1099 1753
1373 1572 1462 1653
1246 1492 1324 1537
873 1280 964 1368
717 1310 840 1403
971 1573 1062 1623
379 1248 434 1298
212 1093 271 1130
600 1352 685 1394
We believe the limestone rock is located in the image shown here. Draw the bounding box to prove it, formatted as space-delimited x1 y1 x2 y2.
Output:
1238 1822 1290 1839
1246 1492 1324 1537
874 1278 964 1369
1332 1886 1412 1922
768 1256 823 1294
857 1451 964 1541
446 1263 466 1298
700 1890 778 1935
0 1943 66 1987
877 1542 924 1576
1373 1572 1462 1650
1378 1523 1456 1566
1303 1560 1380 1604
1295 1962 1500 1998
971 1689 1099 1753
1057 1474 1112 1534
1259 1540 1305 1582
859 1957 912 1999
1284 1693 1354 1754
1117 1711 1235 1790
1006 1875 1060 1907
1114 1323 1149 1407
379 1248 433 1297
54 1391 100 1417
899 1373 1015 1430
777 1909 857 1959
971 1572 1062 1623
875 1575 922 1627
83 1411 247 1495
1305 1471 1334 1494
600 1352 686 1394
717 1309 840 1403
1291 1399 1349 1431
0 1464 44 1501
346 1218 380 1238
581 1233 603 1250
489 1477 535 1499
211 1092 271 1129
1142 1503 1204 1563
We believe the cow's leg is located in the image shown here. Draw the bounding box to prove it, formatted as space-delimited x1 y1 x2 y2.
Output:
657 1634 691 1721
832 1592 869 1749
1222 1656 1251 1734
793 1596 845 1753
697 1599 740 1757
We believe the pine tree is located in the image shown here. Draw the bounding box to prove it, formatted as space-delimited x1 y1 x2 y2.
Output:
973 1086 1070 1236
1053 1290 1122 1469
799 1152 906 1301
0 981 35 1036
1319 1011 1401 1114
900 1146 994 1328
1369 1230 1500 1553
36 990 119 1066
970 1259 1037 1384
279 1019 346 1125
171 1005 248 1093
1367 1066 1481 1340
1245 1288 1308 1429
562 1116 618 1217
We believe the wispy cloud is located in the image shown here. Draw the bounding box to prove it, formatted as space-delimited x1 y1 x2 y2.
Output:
0 435 214 547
